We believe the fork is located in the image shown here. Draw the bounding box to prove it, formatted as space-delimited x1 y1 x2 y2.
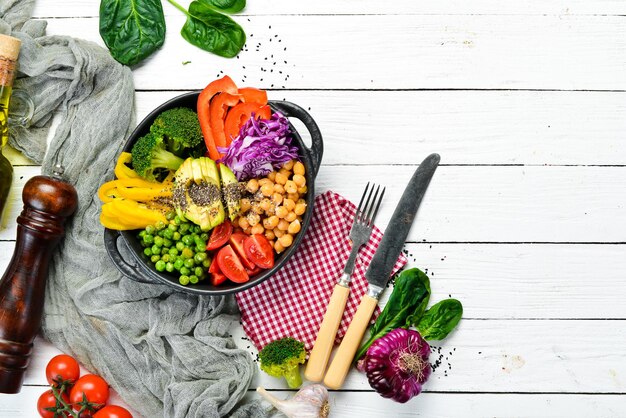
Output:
304 182 385 382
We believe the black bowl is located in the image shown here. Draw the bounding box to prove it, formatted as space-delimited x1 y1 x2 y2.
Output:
104 92 323 295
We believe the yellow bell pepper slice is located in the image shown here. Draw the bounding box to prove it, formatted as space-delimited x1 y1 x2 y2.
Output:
114 152 141 180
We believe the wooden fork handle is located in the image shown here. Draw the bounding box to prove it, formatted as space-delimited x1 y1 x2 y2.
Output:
324 294 378 389
304 284 350 382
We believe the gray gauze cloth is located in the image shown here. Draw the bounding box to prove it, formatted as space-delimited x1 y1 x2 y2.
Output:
1 1 270 417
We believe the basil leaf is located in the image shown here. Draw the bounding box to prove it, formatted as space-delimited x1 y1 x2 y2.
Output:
355 268 431 361
99 0 166 66
198 0 246 14
417 299 463 340
181 1 246 58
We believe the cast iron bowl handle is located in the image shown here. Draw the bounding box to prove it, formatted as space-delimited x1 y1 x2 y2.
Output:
103 228 159 284
270 100 324 178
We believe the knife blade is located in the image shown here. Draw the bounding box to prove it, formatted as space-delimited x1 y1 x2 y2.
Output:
323 153 440 389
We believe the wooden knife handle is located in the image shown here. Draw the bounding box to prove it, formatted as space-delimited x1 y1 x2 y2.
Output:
304 284 350 382
323 294 378 389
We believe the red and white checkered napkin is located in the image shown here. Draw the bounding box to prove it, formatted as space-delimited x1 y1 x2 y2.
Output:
236 190 407 351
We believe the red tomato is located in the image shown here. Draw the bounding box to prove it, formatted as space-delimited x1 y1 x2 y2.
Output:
38 389 70 418
206 221 233 251
216 245 249 283
228 233 256 270
208 257 221 274
244 235 275 269
246 265 262 277
46 354 80 386
210 272 227 286
93 405 133 418
70 374 109 409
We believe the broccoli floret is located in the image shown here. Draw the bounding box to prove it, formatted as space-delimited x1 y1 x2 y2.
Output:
150 107 203 156
259 337 306 388
131 132 184 181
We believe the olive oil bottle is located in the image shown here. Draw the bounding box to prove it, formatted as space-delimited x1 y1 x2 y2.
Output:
0 34 21 226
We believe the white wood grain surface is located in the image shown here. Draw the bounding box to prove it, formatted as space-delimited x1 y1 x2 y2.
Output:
1 0 625 417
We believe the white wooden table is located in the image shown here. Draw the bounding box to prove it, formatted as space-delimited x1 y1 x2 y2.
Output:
2 0 626 416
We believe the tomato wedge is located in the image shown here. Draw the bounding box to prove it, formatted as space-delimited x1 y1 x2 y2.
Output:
206 221 233 251
208 256 221 274
244 234 275 269
223 103 271 143
210 272 227 286
238 87 268 105
209 92 242 149
216 245 249 283
246 265 262 276
229 232 257 270
198 76 238 160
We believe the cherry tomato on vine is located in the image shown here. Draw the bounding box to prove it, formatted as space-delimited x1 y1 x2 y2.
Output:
70 374 110 410
93 405 133 418
37 389 70 418
46 354 80 386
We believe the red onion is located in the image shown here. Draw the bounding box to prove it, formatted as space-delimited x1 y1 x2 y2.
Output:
362 328 431 403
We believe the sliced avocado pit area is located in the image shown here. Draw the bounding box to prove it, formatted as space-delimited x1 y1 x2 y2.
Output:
188 181 220 207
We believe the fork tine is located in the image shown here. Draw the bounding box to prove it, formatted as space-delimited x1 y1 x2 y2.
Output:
363 185 380 225
368 186 385 226
359 183 376 223
354 182 370 222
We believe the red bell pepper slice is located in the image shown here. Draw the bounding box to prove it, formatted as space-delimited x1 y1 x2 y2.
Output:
197 76 238 160
238 87 268 105
223 102 271 144
209 92 242 149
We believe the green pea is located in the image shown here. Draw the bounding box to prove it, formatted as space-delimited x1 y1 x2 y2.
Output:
158 229 166 238
184 258 195 269
195 246 204 253
182 235 194 246
138 230 146 238
200 233 209 242
143 235 154 245
151 244 160 255
179 275 190 285
161 254 170 263
151 255 160 263
143 248 153 257
179 224 190 234
168 223 177 231
154 236 164 247
155 260 166 272
174 216 182 225
189 275 199 284
176 241 185 251
161 248 169 256
166 211 175 221
203 259 211 268
173 232 181 241
174 258 184 270
182 248 194 259
166 262 175 273
145 225 156 235
194 252 207 263
156 221 166 231
180 267 191 276
194 267 204 277
169 248 179 257
163 229 174 240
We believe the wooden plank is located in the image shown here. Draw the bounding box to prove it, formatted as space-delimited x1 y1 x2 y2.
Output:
32 0 626 18
23 319 626 393
128 90 626 166
3 165 626 243
2 242 625 319
41 15 626 91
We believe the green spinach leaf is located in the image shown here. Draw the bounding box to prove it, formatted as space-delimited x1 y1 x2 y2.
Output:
99 0 166 66
198 0 246 14
355 268 431 361
180 1 246 58
416 299 463 340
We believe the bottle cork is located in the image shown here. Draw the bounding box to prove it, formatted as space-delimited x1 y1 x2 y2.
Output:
0 34 20 61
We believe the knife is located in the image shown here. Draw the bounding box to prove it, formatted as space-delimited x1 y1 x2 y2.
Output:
323 153 440 390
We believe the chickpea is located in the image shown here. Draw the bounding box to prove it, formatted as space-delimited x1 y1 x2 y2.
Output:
241 198 252 213
279 168 291 178
288 219 301 234
278 233 294 248
275 241 285 253
293 174 306 187
294 202 307 216
298 186 308 195
275 206 288 219
268 171 277 181
265 230 276 241
274 228 285 238
264 215 279 229
294 161 305 176
272 193 283 205
252 203 264 214
260 199 272 212
261 183 274 197
246 179 259 193
273 183 285 194
285 212 297 222
238 217 250 229
283 160 295 170
265 203 276 216
251 223 265 235
258 178 272 186
285 180 298 194
283 198 295 212
278 219 290 231
275 172 288 185
288 192 299 202
246 212 260 227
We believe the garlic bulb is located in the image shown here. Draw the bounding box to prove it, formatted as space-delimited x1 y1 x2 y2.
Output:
256 384 330 418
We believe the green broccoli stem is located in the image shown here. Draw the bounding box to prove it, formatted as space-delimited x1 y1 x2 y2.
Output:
153 148 184 171
284 366 303 389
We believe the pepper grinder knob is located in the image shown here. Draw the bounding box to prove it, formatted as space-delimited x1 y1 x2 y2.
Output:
0 169 78 393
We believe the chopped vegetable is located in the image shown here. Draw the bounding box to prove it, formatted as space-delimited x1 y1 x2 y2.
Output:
223 102 271 142
197 76 239 160
131 132 184 181
114 152 141 180
258 337 306 388
244 234 274 269
362 328 431 403
219 112 300 181
216 244 249 283
209 92 242 149
150 107 204 156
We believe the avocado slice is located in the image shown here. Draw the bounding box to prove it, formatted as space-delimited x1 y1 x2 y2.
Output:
219 164 241 221
172 157 226 231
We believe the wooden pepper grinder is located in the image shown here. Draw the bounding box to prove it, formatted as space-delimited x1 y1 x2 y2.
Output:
0 165 78 393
